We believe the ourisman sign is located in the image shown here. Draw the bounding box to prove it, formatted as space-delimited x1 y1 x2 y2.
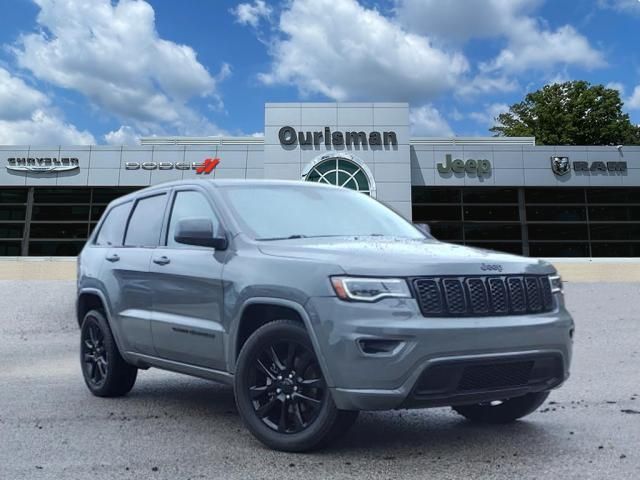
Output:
278 126 398 147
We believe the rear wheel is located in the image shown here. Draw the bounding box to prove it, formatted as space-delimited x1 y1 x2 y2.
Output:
234 320 358 452
80 309 137 397
452 391 549 424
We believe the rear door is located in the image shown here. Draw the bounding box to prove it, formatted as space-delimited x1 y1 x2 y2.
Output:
100 192 169 356
149 187 227 370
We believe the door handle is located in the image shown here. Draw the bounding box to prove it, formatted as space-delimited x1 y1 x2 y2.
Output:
105 253 120 262
153 256 171 266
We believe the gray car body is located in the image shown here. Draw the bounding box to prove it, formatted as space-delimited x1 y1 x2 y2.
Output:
77 179 573 410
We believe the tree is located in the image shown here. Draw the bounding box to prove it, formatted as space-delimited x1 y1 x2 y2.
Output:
490 81 640 145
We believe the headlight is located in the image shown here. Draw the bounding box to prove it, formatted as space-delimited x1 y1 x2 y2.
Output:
549 275 563 293
330 276 412 302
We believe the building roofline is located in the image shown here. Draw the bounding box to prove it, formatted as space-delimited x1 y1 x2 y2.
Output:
138 136 536 146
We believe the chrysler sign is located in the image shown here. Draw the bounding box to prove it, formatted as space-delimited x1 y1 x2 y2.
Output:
6 157 79 173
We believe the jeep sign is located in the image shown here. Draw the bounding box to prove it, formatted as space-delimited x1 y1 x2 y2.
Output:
437 154 491 176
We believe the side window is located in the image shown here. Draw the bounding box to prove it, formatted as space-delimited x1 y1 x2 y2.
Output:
167 191 220 247
95 202 131 247
124 194 167 247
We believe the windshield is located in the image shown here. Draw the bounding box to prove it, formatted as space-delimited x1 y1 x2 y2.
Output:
218 184 426 241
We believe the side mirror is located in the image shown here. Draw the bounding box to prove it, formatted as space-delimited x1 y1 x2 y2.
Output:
174 217 228 250
415 223 432 237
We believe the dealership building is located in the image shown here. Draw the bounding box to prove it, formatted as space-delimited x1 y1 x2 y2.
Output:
1 102 639 257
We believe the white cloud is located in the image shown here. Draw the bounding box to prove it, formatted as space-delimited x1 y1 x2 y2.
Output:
607 82 625 96
396 0 604 76
457 74 519 97
396 0 539 43
483 22 605 73
258 0 468 102
13 0 225 135
468 103 509 126
410 105 454 136
104 125 139 145
627 86 640 110
598 0 640 14
0 110 95 144
0 68 49 120
0 66 95 144
231 0 272 27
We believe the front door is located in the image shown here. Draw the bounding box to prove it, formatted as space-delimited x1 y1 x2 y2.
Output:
149 188 227 370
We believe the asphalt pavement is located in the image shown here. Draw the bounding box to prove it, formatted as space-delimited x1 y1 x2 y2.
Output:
1 281 639 479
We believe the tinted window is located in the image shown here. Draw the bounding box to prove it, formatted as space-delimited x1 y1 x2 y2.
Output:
413 205 461 221
33 188 90 203
30 223 88 239
0 189 27 203
412 187 461 204
0 206 26 220
464 223 521 241
463 188 518 204
167 191 220 247
525 188 585 203
32 205 89 221
464 206 519 221
95 202 132 246
124 195 167 247
0 224 24 239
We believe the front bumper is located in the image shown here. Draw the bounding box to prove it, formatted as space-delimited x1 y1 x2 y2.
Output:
304 295 573 411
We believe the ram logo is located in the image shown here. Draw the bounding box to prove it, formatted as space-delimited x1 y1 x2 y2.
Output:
551 156 571 176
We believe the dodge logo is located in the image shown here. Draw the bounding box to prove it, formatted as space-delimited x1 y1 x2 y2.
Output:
551 156 570 176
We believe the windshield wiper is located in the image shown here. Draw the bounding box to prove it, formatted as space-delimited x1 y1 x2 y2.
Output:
257 234 308 241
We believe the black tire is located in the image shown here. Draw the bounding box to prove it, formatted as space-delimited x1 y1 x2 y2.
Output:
234 320 358 452
452 391 550 424
80 309 137 397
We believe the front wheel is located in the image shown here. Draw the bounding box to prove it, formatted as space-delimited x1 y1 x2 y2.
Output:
234 320 358 452
452 391 550 424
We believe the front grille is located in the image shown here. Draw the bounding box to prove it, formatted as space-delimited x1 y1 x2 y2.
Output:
413 275 554 317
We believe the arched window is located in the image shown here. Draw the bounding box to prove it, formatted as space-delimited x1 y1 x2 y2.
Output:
303 156 373 195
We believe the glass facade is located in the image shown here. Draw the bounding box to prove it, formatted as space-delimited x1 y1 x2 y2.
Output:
412 186 640 257
2 185 640 257
0 187 138 256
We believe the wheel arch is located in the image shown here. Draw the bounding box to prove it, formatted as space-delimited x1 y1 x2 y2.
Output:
228 297 335 387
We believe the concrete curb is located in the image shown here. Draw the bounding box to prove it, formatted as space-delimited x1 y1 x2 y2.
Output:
1 257 639 282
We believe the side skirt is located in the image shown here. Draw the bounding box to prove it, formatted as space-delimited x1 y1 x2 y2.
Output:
127 352 234 385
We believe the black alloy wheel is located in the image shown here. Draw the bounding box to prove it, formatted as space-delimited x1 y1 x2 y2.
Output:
235 320 358 452
80 309 137 397
82 321 108 387
249 340 325 434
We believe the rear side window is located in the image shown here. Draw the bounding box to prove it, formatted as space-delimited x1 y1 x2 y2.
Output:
95 202 131 246
124 194 167 247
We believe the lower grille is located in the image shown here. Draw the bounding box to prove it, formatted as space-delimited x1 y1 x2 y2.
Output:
413 275 554 317
458 361 534 391
412 356 564 399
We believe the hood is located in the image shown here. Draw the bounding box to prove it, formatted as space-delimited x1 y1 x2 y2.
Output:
258 237 554 277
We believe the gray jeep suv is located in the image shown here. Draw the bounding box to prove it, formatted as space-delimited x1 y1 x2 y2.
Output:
77 179 573 451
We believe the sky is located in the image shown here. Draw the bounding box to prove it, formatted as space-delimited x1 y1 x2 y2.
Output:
0 0 639 145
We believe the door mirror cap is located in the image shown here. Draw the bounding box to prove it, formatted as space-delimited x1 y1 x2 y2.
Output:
174 217 228 250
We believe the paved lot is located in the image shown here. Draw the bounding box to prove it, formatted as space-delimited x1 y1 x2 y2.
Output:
1 281 639 479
